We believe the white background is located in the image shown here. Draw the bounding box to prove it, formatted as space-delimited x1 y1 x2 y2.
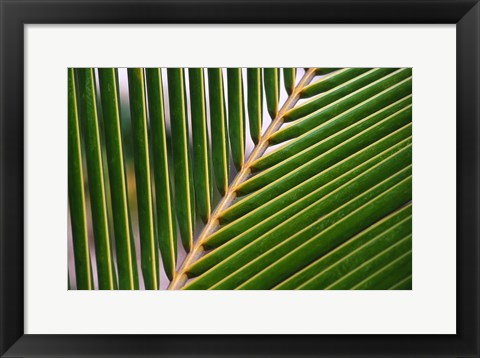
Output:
25 25 456 334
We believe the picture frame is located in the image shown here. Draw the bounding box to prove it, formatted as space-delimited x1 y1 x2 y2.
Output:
0 0 478 356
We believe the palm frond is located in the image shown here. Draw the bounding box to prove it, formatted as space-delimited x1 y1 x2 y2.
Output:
69 67 412 291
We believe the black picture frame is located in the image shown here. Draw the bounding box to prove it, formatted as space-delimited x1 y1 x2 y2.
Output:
1 0 479 357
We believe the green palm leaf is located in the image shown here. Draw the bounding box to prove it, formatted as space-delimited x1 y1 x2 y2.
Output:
189 68 212 223
69 67 412 290
68 68 93 290
75 68 116 290
145 68 177 280
167 68 196 252
127 68 159 289
227 68 246 171
283 68 296 95
264 68 280 119
98 68 136 290
247 68 263 144
207 68 230 196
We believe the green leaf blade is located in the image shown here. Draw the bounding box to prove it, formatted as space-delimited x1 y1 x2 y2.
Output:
247 68 263 144
127 68 159 290
315 68 341 75
264 68 280 119
68 68 93 290
167 68 195 251
208 68 230 195
300 68 372 98
145 68 178 280
227 68 245 171
98 68 139 290
189 68 212 223
283 68 296 95
75 68 116 290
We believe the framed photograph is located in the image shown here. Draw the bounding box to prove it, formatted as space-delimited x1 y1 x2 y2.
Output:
1 0 479 357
